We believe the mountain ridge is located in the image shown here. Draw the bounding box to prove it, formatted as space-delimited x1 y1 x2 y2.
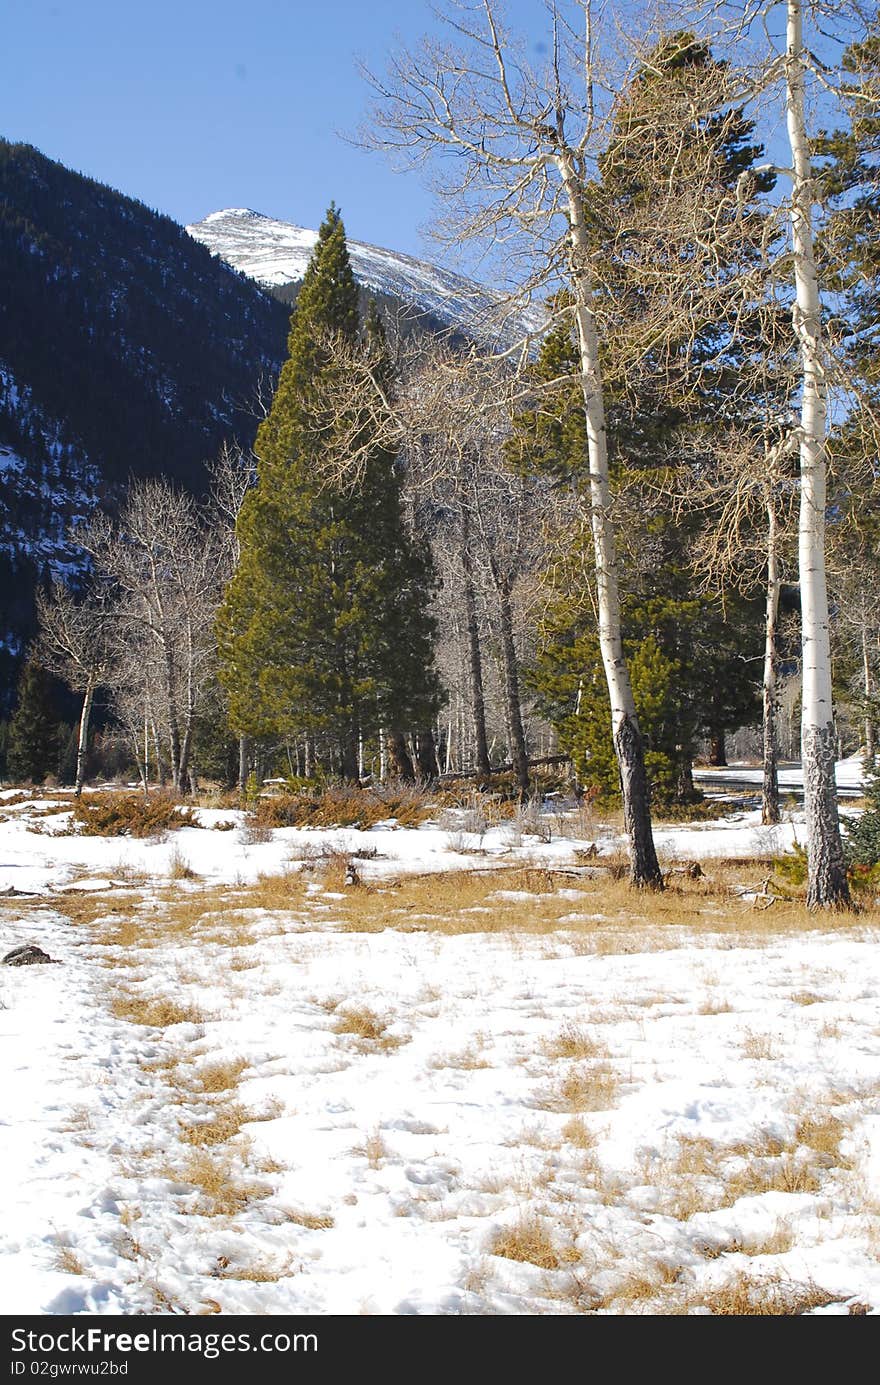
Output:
186 206 538 342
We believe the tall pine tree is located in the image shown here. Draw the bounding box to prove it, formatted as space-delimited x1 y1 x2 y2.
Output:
217 207 439 780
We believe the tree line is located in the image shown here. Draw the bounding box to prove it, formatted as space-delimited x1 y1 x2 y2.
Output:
4 1 880 914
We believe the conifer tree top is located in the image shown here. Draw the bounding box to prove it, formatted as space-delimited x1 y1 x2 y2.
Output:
291 203 360 347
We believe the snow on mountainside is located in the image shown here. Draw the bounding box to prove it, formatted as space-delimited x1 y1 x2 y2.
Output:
187 208 539 342
0 362 99 586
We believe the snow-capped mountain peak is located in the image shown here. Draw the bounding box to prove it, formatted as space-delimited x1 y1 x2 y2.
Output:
186 207 535 341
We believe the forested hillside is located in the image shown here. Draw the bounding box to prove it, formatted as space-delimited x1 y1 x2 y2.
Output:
0 139 290 707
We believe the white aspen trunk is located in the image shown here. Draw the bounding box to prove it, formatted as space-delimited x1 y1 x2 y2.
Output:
143 708 149 801
460 511 492 776
762 496 781 826
784 0 850 906
379 726 387 783
556 150 662 887
861 616 875 764
74 675 95 797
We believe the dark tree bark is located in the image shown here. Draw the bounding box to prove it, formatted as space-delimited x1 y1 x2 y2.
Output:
339 735 360 783
708 731 727 767
495 580 529 797
803 724 850 908
460 515 491 776
386 728 416 782
676 750 696 804
614 714 664 889
414 728 440 781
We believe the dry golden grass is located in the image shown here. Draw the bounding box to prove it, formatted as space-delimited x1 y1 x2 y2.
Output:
63 1105 94 1133
427 1042 491 1070
543 1023 606 1060
795 1111 848 1163
683 1273 835 1315
168 849 199 881
743 1222 796 1256
96 916 147 948
111 993 206 1027
561 1116 598 1149
302 862 880 942
223 1260 294 1282
355 1130 388 1169
180 1104 248 1147
282 1209 335 1230
175 1149 272 1217
819 1018 843 1039
490 1214 579 1270
698 997 734 1015
596 1263 682 1310
741 1030 779 1061
333 1005 405 1052
669 1136 718 1179
333 1005 389 1040
55 1246 85 1275
791 990 823 1006
722 1155 821 1204
44 892 142 927
316 850 359 892
197 1058 249 1093
642 1131 820 1223
545 1063 618 1113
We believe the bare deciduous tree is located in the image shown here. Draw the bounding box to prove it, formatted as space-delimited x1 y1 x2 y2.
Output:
36 584 113 794
77 477 229 793
360 2 674 881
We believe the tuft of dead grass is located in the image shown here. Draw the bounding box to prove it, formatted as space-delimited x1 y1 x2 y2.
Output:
180 1105 248 1147
175 1149 272 1217
741 1030 779 1061
722 1154 821 1204
698 997 734 1015
543 1023 606 1060
545 1063 618 1113
197 1058 248 1093
356 1130 388 1169
427 1039 490 1070
168 849 199 881
333 1005 403 1051
282 1209 335 1230
55 1246 86 1275
795 1111 848 1164
218 1258 295 1282
561 1116 597 1149
490 1214 579 1270
111 994 206 1027
684 1272 836 1315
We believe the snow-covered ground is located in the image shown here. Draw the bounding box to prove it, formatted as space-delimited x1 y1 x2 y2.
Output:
1 783 878 1316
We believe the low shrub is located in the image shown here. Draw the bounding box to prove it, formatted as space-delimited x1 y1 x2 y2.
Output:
73 793 198 837
248 784 434 831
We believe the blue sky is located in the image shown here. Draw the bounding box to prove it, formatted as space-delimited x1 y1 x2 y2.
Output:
1 1 850 273
0 0 553 266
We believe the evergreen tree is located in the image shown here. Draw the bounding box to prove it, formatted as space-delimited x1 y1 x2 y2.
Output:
816 26 880 404
217 207 440 779
6 658 64 783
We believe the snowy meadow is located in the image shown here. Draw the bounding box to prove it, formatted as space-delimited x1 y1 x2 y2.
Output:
2 775 879 1316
